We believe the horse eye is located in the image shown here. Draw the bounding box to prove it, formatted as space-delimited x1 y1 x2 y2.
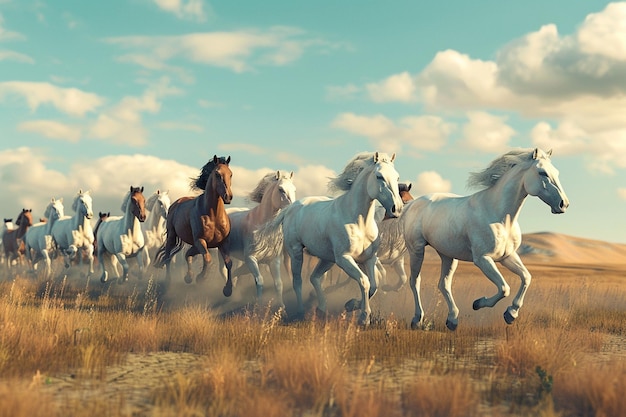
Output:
538 171 548 177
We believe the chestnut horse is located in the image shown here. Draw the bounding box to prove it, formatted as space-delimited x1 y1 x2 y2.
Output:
2 209 33 269
154 155 234 295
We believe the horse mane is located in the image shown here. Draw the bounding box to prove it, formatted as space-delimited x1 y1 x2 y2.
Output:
190 156 230 191
328 152 392 194
247 171 288 204
467 148 535 189
145 190 162 211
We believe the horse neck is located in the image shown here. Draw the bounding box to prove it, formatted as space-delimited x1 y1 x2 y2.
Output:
251 186 282 222
334 172 377 223
145 209 163 231
478 167 528 222
199 187 225 217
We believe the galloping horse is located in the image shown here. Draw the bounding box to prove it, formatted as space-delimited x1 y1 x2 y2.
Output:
401 148 569 330
51 190 95 275
2 209 33 269
154 156 234 295
253 152 403 325
96 186 148 282
143 189 171 260
375 182 414 292
24 198 65 279
218 170 296 307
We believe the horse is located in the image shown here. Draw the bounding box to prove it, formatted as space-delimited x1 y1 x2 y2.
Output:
375 182 414 292
96 186 148 283
217 170 296 307
252 152 403 325
143 189 171 260
50 190 95 275
2 209 33 269
153 155 234 296
24 198 65 279
400 148 569 331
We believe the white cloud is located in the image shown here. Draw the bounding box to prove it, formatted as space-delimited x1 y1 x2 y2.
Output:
153 0 208 22
325 83 360 100
0 148 336 225
332 112 454 154
460 111 516 153
577 2 626 61
105 26 338 74
0 82 103 117
366 71 416 103
0 49 34 63
413 171 452 195
88 78 180 146
18 120 82 142
157 121 204 133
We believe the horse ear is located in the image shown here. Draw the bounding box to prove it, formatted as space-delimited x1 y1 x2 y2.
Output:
226 156 231 164
407 182 412 191
532 148 540 160
275 171 280 180
140 186 144 192
290 171 294 179
546 149 553 157
391 153 396 162
213 155 218 164
130 185 134 192
374 152 379 162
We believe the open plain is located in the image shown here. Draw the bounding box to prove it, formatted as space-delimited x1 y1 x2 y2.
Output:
0 232 625 417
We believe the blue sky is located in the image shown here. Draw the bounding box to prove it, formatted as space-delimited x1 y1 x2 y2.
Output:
0 0 624 243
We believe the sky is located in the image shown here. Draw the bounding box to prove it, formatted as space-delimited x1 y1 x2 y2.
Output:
0 0 625 244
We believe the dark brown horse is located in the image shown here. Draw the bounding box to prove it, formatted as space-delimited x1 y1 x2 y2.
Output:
2 209 33 268
154 155 234 295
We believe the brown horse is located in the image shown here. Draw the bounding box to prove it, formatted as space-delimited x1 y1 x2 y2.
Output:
2 209 33 268
154 155 234 295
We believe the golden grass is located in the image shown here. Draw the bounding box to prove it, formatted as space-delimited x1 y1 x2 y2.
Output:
0 260 624 417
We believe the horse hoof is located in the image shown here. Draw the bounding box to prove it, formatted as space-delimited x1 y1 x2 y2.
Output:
100 272 108 283
410 317 422 330
184 275 193 284
446 319 458 331
344 298 360 312
504 310 516 324
358 312 370 327
223 285 232 297
472 299 482 310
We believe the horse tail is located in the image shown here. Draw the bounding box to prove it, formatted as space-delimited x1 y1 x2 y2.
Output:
251 208 287 260
153 233 184 268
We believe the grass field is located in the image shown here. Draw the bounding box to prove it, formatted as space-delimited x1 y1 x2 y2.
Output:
0 236 625 417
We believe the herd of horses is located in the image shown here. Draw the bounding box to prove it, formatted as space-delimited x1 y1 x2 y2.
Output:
0 148 569 329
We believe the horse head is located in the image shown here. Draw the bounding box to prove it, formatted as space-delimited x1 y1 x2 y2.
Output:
398 182 414 204
523 148 569 214
16 209 33 228
129 186 147 222
211 155 233 204
45 198 65 222
369 152 403 218
273 171 296 210
155 190 171 219
73 190 94 220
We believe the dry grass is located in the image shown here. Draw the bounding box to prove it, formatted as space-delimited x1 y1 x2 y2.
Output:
0 258 624 417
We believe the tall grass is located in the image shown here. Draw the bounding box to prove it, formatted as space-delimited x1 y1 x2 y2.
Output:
0 261 624 417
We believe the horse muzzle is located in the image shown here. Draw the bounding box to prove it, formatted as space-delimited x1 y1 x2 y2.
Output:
551 199 569 214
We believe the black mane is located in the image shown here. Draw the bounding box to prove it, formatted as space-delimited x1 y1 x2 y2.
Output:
190 155 230 191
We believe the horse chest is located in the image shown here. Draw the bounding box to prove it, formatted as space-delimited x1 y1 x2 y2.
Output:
199 215 229 243
344 220 378 258
486 221 521 259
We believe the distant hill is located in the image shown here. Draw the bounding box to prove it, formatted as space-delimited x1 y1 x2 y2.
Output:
519 232 626 266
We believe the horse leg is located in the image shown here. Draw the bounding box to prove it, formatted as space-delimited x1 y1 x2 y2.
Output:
407 247 426 330
500 253 532 324
97 245 108 283
195 241 212 283
218 246 233 297
268 256 284 308
115 253 130 281
183 246 199 284
85 244 95 276
287 246 305 317
390 257 408 291
436 253 460 331
334 254 371 326
243 254 265 301
136 247 147 280
309 259 335 317
345 257 378 314
472 255 511 310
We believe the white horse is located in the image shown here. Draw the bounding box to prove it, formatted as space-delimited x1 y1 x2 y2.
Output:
51 190 95 275
401 148 569 331
24 198 65 279
218 171 296 307
96 186 148 283
143 189 171 260
253 152 404 325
